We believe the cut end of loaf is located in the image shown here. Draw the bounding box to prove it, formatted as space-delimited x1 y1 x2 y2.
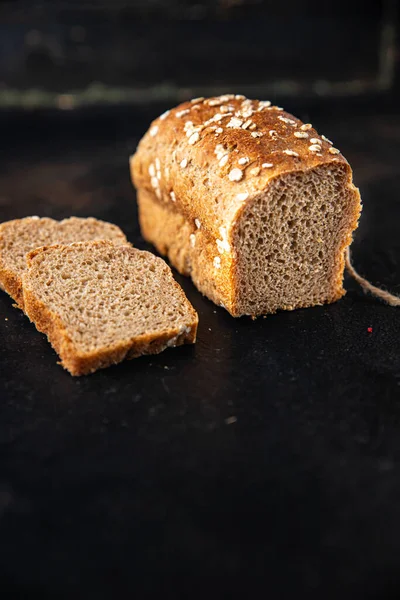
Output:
22 240 198 376
231 163 361 316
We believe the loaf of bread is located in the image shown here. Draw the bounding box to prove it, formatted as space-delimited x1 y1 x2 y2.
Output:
130 95 362 317
0 216 128 308
22 240 198 376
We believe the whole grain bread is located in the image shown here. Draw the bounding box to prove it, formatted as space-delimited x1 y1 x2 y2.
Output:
130 95 362 317
0 216 128 308
22 240 198 376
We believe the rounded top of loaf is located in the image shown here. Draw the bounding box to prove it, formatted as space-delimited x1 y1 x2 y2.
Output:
131 94 352 236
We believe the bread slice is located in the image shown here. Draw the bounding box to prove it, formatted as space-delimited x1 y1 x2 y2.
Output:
131 95 362 317
22 240 198 376
0 216 128 308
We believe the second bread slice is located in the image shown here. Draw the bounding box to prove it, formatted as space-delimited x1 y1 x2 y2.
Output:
22 240 198 376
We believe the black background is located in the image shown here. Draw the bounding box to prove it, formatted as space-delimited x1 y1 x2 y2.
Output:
1 1 400 598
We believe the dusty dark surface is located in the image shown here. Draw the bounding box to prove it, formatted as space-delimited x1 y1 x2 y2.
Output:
0 103 399 599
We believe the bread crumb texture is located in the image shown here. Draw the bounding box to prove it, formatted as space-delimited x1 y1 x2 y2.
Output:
0 216 128 308
131 94 362 317
22 240 198 376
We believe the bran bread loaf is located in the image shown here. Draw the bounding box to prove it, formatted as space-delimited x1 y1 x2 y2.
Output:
0 216 128 309
130 95 362 317
22 240 198 376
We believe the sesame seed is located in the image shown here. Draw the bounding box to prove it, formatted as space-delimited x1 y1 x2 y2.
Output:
283 149 299 157
148 164 155 177
214 143 226 159
195 218 201 229
249 123 257 130
251 132 263 138
258 100 272 109
329 147 340 154
191 97 204 104
184 120 194 130
151 176 159 189
155 157 161 170
310 138 321 145
176 109 190 118
241 108 253 118
208 98 223 106
216 228 230 254
228 167 243 181
188 131 200 145
236 192 249 201
216 240 224 254
185 126 201 138
220 94 235 101
227 117 243 128
274 106 284 111
215 127 223 134
189 234 196 247
219 154 229 167
294 131 309 138
180 158 188 168
170 191 176 202
159 110 170 120
235 94 245 100
220 105 231 114
300 123 312 131
308 144 321 152
219 226 227 239
213 256 221 269
150 125 158 137
322 134 333 145
269 130 278 138
238 157 249 165
213 113 224 122
278 116 297 126
242 120 252 130
262 163 274 168
250 166 260 176
164 166 170 178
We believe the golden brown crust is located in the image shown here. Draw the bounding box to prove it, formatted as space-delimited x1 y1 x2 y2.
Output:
137 188 235 312
22 241 198 376
131 95 348 239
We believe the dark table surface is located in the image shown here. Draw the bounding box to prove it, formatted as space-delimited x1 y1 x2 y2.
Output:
0 101 399 599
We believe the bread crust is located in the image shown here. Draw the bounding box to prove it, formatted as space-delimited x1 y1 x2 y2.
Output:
131 95 362 316
131 96 350 240
22 242 198 376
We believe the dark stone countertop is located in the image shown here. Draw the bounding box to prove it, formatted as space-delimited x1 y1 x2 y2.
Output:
0 103 399 599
